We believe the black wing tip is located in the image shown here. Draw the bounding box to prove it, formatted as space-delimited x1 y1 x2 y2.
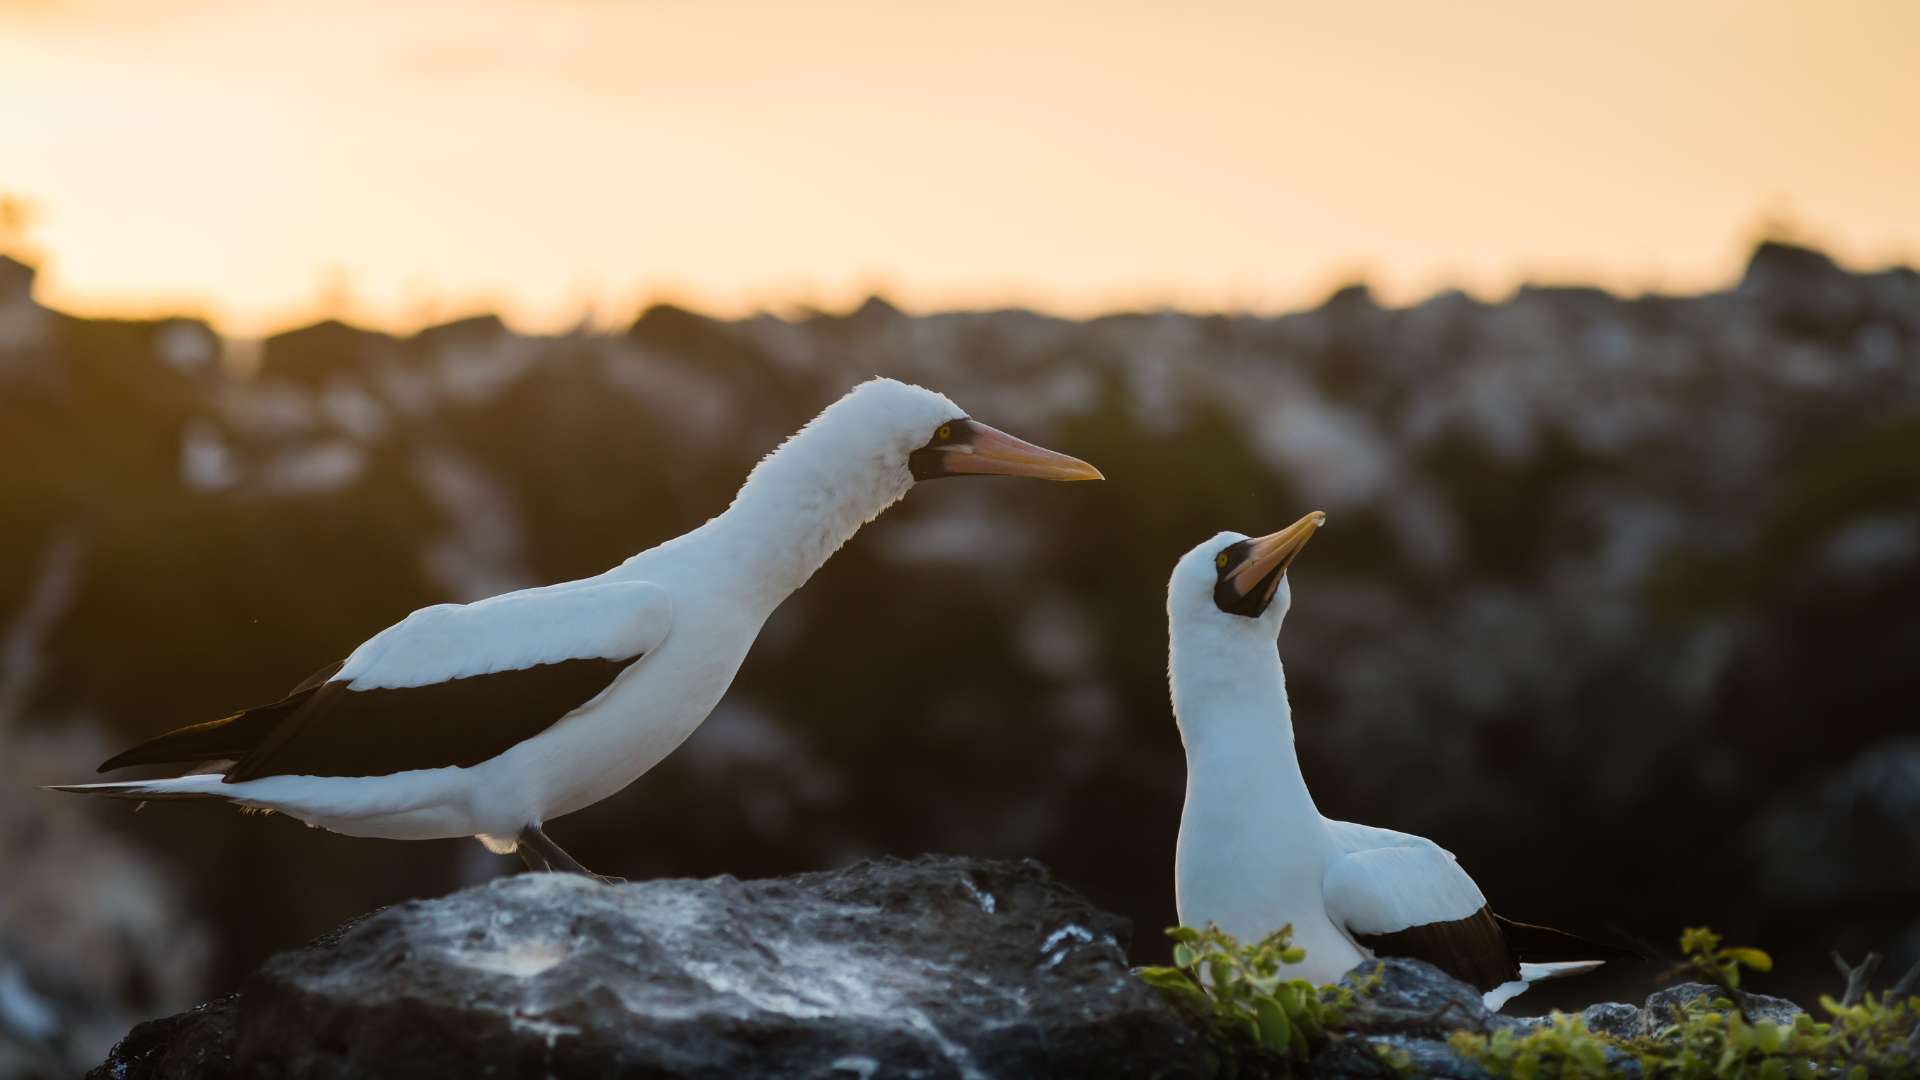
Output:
96 740 210 774
91 667 343 775
92 706 279 775
1353 906 1518 993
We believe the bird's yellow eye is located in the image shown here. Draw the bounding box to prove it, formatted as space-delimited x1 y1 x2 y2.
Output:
1216 552 1229 570
937 423 952 440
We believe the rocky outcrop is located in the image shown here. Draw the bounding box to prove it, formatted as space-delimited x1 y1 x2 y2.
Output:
94 856 1822 1080
92 856 1208 1080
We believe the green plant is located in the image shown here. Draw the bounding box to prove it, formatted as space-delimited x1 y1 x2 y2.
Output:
1451 929 1920 1079
1144 925 1919 1078
1449 1013 1615 1078
1138 924 1363 1070
1673 926 1774 1018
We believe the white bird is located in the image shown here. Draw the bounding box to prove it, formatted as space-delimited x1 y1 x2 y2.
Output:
51 378 1101 877
1168 513 1617 1010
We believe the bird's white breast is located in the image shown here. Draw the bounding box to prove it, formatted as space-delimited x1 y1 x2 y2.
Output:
497 602 767 826
1174 732 1366 985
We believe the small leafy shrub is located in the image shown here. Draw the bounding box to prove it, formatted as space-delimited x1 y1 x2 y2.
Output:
1144 924 1918 1078
1451 928 1920 1079
1449 1013 1615 1078
1138 924 1364 1071
1676 926 1775 999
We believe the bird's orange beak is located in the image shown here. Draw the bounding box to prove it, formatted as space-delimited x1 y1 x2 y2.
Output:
1225 511 1326 600
910 420 1103 481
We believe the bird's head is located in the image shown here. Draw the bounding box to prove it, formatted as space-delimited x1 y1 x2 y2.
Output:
892 392 1102 486
798 377 1103 490
1168 512 1326 644
725 379 1102 588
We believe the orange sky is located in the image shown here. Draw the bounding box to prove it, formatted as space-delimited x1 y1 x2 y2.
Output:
3 0 1916 336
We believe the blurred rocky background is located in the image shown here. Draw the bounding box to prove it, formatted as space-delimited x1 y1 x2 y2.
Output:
2 240 1916 1074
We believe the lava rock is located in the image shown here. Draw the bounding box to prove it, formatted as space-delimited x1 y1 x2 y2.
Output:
91 855 1207 1080
84 855 1836 1079
84 995 240 1080
1336 958 1494 1036
1640 982 1806 1035
1577 1000 1642 1039
1312 1033 1493 1079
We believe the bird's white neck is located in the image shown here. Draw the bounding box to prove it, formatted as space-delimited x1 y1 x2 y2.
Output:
656 416 916 607
1170 626 1321 825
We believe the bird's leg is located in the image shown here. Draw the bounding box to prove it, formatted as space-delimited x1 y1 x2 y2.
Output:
517 837 554 873
516 825 622 884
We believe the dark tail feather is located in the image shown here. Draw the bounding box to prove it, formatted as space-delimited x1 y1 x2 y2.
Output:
98 662 341 773
287 659 346 697
1495 914 1643 963
98 713 244 772
96 698 311 773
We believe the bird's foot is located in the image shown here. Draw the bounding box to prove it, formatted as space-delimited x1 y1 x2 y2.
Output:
516 824 621 882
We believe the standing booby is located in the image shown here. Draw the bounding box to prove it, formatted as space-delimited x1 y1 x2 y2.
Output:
1169 513 1613 1010
52 378 1101 878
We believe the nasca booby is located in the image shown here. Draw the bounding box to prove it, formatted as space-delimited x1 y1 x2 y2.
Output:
1168 513 1615 1009
51 378 1102 878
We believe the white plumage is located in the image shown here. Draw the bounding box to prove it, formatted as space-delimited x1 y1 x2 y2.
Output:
337 582 674 690
1168 515 1607 1010
53 378 1100 875
1322 842 1487 939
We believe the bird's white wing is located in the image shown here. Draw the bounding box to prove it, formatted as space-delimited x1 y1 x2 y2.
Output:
1323 841 1521 997
1324 818 1461 861
338 581 674 690
1324 823 1610 1008
87 579 677 783
1322 842 1487 938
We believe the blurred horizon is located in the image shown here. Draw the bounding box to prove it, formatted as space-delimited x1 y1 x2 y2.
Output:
4 227 1914 341
5 0 1918 336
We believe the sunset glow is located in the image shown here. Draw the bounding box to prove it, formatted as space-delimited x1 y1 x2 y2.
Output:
4 0 1916 335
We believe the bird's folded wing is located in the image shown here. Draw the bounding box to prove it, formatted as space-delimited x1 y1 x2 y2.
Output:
337 581 673 689
100 581 674 782
1323 843 1485 937
217 580 676 781
1323 844 1515 991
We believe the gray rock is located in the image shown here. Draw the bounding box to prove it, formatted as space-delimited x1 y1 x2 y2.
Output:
83 854 1832 1079
1641 982 1805 1036
1315 1033 1494 1079
91 855 1208 1080
1579 1000 1642 1039
1335 958 1494 1036
81 994 240 1080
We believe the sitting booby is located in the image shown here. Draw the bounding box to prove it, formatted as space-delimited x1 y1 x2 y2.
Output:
1169 513 1615 1009
52 378 1101 878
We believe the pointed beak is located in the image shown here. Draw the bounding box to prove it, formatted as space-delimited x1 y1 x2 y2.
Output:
910 419 1104 482
1226 511 1326 599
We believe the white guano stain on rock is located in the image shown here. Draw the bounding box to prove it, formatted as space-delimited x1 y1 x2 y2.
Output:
454 939 570 979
